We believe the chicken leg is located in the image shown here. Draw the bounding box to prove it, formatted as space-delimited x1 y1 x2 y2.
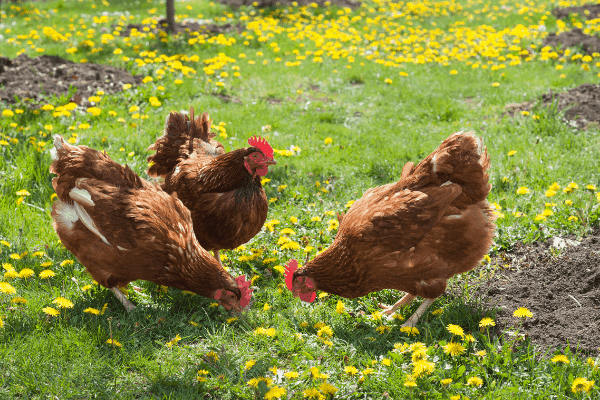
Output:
110 287 136 312
401 298 435 328
213 249 222 265
379 293 416 316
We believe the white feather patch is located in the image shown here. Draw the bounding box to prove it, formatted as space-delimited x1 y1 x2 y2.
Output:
53 134 64 150
441 181 453 186
445 215 462 220
431 153 438 173
54 200 79 230
50 147 58 162
117 246 127 251
173 165 181 176
73 201 111 245
69 187 95 207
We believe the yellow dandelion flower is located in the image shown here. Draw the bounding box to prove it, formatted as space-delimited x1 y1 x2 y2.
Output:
18 268 34 278
443 342 466 356
447 324 464 336
551 355 570 364
441 378 453 385
43 307 60 317
479 317 494 330
4 270 18 279
11 296 27 304
413 360 435 377
319 382 338 395
344 365 358 374
467 376 483 387
166 334 181 348
400 326 419 336
284 371 299 379
106 338 122 347
317 325 333 337
53 297 74 309
513 307 533 319
302 388 323 399
0 282 16 294
572 377 595 393
516 187 530 195
264 386 285 399
39 269 55 279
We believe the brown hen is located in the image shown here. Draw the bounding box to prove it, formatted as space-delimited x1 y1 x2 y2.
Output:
284 132 496 327
50 135 252 312
147 108 276 264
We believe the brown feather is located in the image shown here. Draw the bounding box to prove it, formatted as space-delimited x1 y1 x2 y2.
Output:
147 109 274 254
293 131 496 301
50 135 242 304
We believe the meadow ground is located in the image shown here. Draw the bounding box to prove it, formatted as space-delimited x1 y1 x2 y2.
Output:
0 0 600 398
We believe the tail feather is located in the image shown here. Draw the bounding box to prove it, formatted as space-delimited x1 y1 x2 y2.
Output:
147 108 224 178
50 135 146 203
402 132 491 209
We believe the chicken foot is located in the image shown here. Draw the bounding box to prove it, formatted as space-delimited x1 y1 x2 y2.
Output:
110 287 136 312
379 293 416 316
401 298 435 328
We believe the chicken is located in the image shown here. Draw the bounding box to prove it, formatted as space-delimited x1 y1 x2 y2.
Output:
49 135 253 312
284 132 495 327
147 108 276 264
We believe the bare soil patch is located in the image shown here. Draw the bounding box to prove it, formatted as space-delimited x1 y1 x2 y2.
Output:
217 0 359 9
0 54 140 107
477 228 600 355
542 28 600 55
553 4 600 20
116 19 243 37
505 83 600 129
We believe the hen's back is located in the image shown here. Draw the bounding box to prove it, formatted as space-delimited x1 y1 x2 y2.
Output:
50 135 148 203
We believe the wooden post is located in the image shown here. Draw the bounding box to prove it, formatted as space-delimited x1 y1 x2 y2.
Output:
166 0 175 34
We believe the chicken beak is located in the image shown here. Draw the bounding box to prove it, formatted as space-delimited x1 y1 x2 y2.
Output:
263 158 277 165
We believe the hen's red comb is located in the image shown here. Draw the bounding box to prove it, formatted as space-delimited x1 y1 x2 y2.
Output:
248 135 274 159
284 259 298 291
214 289 222 300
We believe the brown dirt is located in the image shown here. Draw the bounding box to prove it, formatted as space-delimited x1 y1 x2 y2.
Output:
116 19 243 37
505 83 600 129
542 28 600 55
0 54 140 107
476 228 600 355
217 0 359 9
553 4 600 20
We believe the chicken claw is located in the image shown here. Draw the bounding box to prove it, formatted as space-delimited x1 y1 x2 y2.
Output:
379 293 416 316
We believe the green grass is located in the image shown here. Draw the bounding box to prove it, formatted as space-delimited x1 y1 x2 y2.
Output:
1 0 600 398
